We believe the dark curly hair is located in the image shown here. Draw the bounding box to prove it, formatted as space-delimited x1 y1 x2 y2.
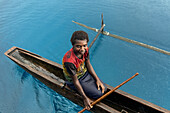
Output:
70 31 89 45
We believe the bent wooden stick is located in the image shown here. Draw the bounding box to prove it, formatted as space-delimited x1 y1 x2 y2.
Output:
88 24 105 49
78 72 139 113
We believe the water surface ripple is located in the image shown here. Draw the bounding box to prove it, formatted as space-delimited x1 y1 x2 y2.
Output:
0 0 169 112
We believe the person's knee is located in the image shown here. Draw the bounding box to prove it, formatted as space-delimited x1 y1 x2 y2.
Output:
93 85 107 99
91 90 104 99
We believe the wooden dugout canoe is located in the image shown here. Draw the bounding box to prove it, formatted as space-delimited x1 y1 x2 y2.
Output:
4 46 169 113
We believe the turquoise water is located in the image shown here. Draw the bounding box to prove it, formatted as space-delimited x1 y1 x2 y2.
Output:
0 0 170 112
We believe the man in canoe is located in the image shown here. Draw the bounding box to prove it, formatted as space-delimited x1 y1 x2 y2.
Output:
62 31 107 110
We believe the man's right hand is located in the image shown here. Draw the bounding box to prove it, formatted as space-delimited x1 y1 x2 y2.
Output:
71 75 93 110
83 97 93 110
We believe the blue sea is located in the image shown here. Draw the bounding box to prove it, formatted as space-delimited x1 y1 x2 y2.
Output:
0 0 170 112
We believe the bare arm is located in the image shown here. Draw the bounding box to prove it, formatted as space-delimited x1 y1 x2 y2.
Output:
71 75 92 110
85 59 100 81
85 59 105 93
71 75 87 99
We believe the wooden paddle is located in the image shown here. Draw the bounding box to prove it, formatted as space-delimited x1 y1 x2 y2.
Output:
78 72 139 113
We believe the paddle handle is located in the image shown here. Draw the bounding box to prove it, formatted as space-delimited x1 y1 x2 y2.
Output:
78 72 139 113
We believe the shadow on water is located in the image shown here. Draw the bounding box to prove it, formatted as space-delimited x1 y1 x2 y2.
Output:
15 66 30 84
32 78 45 109
15 66 46 109
52 95 90 113
90 34 104 59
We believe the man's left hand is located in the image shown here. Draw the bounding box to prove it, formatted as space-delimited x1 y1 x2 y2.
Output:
96 80 105 94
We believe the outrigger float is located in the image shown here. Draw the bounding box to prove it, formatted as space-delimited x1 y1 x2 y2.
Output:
5 14 169 113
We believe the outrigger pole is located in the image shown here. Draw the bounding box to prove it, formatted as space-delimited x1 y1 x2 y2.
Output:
89 24 105 49
101 13 104 32
72 15 170 55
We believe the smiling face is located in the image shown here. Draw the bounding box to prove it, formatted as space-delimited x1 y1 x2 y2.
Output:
73 39 88 58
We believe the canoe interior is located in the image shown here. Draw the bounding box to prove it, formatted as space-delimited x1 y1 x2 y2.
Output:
5 47 169 113
9 48 65 80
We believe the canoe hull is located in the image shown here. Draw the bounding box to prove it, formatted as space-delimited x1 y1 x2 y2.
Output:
4 47 169 113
